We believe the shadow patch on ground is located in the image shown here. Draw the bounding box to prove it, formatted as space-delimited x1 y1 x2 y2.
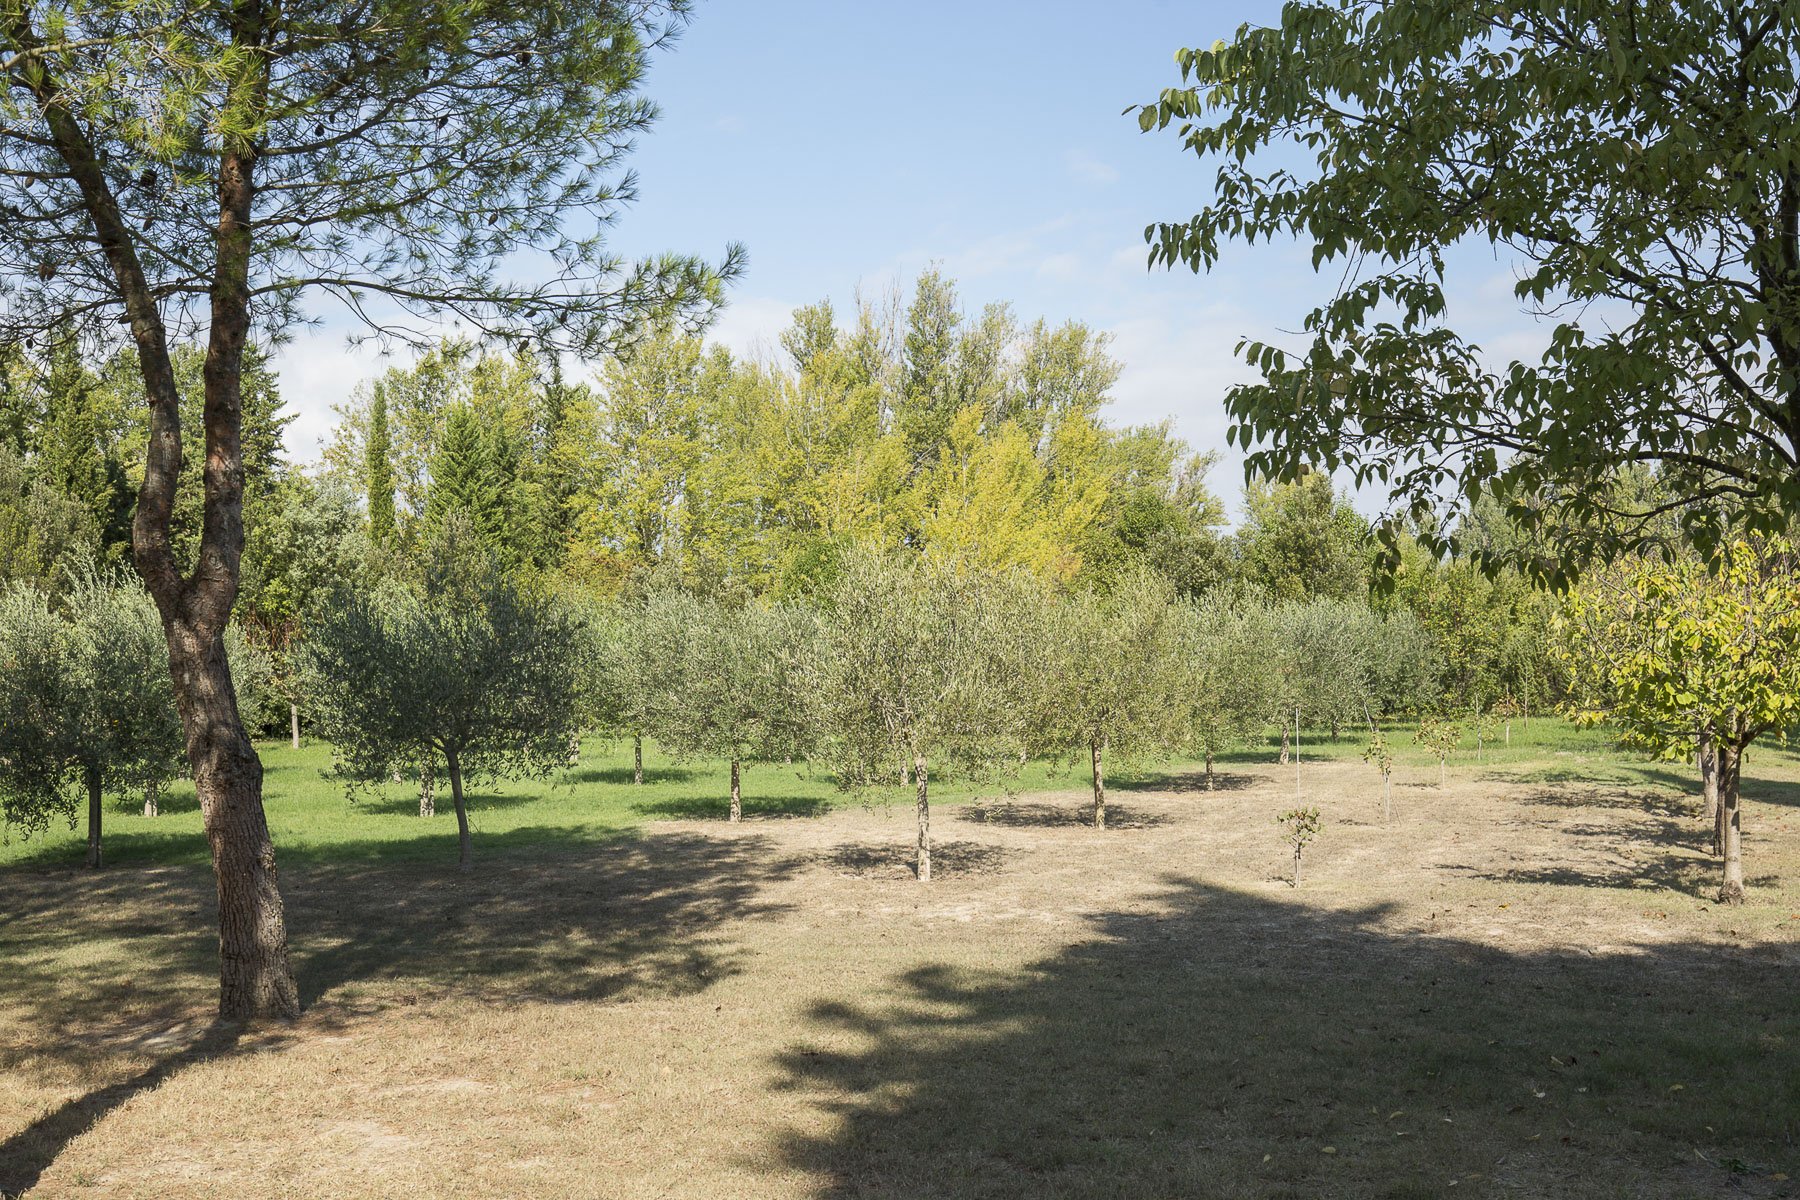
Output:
820 840 1010 879
770 876 1800 1199
1113 768 1257 795
958 801 1170 830
632 794 836 821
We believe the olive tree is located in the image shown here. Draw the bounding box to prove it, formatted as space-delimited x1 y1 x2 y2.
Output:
646 593 815 822
0 575 180 865
1035 572 1187 828
1177 596 1277 791
808 550 1039 881
302 526 582 871
0 0 735 1019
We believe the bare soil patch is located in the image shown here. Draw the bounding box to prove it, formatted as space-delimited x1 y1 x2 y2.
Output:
3 756 1796 1198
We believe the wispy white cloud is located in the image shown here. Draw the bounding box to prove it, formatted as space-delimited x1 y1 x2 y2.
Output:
1065 149 1120 186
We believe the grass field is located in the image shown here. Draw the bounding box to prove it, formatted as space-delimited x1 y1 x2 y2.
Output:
3 725 1798 1198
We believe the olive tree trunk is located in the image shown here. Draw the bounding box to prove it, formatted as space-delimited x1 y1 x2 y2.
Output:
1279 723 1289 765
1090 736 1106 829
567 731 580 768
1717 742 1745 904
84 763 102 869
1382 771 1392 824
445 746 472 872
914 754 931 882
289 703 300 750
633 733 643 785
1204 749 1216 791
419 755 435 818
729 757 741 823
143 777 159 819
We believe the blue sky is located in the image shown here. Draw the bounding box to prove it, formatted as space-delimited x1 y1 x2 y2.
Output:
276 0 1544 515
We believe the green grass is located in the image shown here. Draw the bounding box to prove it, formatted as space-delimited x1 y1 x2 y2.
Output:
0 736 1115 871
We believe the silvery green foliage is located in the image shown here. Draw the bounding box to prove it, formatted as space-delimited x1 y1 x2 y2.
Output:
1176 595 1279 762
806 550 1043 787
301 523 581 792
0 573 180 836
645 591 816 768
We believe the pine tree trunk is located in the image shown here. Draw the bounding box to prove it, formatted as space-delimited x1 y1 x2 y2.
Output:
1205 750 1215 791
1090 737 1106 829
169 625 300 1020
914 754 931 882
143 777 159 819
419 755 435 818
1718 742 1745 904
85 764 102 869
1698 726 1721 853
289 703 299 750
633 733 643 785
446 747 472 872
729 757 741 823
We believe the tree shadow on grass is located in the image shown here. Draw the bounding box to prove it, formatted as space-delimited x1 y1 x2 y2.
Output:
1113 768 1257 795
820 840 1010 879
632 794 836 821
0 824 806 1191
349 787 544 819
563 765 698 787
958 800 1170 830
770 877 1800 1199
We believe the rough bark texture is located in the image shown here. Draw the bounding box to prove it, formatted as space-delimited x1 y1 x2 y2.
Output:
1718 742 1745 904
729 757 741 823
14 0 298 1020
633 734 643 785
1279 724 1289 766
1090 737 1106 830
914 755 931 882
84 764 102 869
289 703 300 750
419 755 435 819
446 748 472 872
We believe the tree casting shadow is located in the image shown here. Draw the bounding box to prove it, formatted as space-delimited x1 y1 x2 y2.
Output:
771 877 1800 1198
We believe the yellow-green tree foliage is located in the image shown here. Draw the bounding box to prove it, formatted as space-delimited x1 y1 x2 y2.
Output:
1559 539 1800 903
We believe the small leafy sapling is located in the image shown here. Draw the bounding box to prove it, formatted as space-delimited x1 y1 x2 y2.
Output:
1415 716 1461 787
1276 806 1322 888
1491 695 1522 747
1362 730 1395 823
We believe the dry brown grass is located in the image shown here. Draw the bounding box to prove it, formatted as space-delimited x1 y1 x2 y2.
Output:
3 752 1798 1199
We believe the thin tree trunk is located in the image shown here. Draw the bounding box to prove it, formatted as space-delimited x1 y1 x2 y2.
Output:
1279 723 1289 766
568 731 580 768
419 755 435 818
914 754 931 882
1718 741 1745 904
143 777 159 819
1292 846 1301 888
901 759 911 787
85 764 102 869
1293 709 1301 795
729 757 741 823
1698 725 1721 854
445 747 472 872
1205 749 1215 791
289 703 299 750
633 733 643 785
1383 772 1392 823
1503 719 1511 747
1439 756 1447 787
1090 737 1106 829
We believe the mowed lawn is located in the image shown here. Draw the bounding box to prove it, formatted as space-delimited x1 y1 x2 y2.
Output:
2 726 1798 1198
